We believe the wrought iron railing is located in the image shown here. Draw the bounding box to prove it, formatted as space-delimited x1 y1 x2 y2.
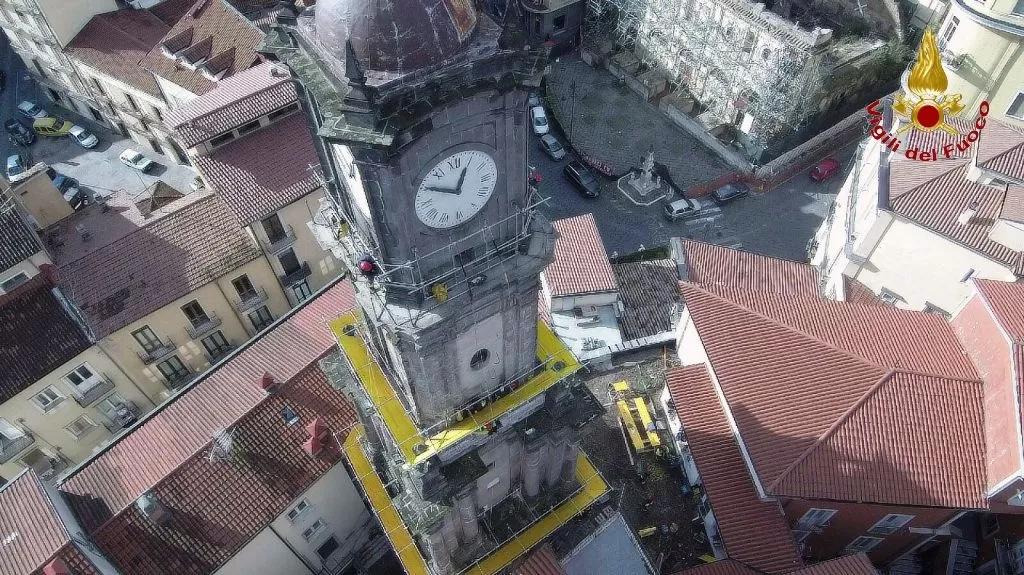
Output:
0 433 34 464
234 287 269 313
136 339 177 364
280 261 312 286
72 377 115 407
265 225 297 253
185 312 222 340
103 400 140 434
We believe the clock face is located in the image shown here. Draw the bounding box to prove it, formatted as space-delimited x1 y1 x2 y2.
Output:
415 149 497 230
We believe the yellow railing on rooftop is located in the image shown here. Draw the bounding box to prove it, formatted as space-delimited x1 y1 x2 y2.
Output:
330 311 582 466
341 424 610 575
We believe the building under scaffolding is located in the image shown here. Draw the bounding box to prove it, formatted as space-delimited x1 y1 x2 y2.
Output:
263 1 610 573
584 0 897 155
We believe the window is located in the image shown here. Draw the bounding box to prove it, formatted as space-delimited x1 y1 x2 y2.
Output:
267 103 299 122
201 331 231 358
796 508 837 528
181 300 209 327
0 272 29 292
249 306 274 331
868 514 914 535
302 519 325 541
151 106 163 122
157 356 190 383
923 303 951 318
97 394 130 420
65 364 100 391
941 16 959 46
960 268 977 283
262 214 287 244
281 406 300 426
91 78 107 97
793 530 813 544
0 419 26 450
287 499 311 522
132 326 162 352
846 536 883 553
32 387 64 412
470 349 490 370
553 14 566 31
232 275 256 298
1008 93 1024 120
1014 0 1024 16
238 120 261 134
210 132 235 147
292 280 312 303
316 536 340 560
65 416 96 439
278 249 301 275
878 288 902 305
742 30 756 54
124 93 139 112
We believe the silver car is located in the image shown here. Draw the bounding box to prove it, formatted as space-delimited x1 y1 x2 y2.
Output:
663 198 703 221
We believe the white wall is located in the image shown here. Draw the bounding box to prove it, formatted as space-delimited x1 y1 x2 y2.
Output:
675 311 708 367
216 529 313 575
548 291 619 312
36 0 117 47
154 75 199 110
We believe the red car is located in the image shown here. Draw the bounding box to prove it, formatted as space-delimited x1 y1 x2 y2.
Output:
810 158 841 182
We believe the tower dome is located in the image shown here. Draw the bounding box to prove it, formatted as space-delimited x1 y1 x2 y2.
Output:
314 0 478 73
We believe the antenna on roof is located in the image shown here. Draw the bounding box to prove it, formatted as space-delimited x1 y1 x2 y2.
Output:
208 428 236 462
957 200 981 226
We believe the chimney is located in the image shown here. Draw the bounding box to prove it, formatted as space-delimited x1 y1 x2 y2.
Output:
303 418 330 456
258 372 278 393
42 559 71 575
957 201 980 226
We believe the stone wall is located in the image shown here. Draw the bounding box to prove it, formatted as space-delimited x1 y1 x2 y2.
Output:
659 99 754 173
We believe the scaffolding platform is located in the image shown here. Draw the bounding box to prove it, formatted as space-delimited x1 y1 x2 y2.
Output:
611 381 661 458
343 424 611 575
331 312 583 466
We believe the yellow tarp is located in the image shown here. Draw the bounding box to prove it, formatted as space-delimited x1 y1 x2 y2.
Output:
616 399 646 451
612 380 661 452
331 312 582 465
342 424 610 575
633 398 661 448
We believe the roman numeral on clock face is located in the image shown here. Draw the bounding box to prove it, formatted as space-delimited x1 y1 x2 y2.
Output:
447 157 461 170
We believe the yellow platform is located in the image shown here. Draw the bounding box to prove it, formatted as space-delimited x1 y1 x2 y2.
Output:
342 424 610 575
611 381 661 453
330 311 582 465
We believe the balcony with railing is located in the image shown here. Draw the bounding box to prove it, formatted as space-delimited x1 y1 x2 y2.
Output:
137 338 177 364
163 371 196 391
204 342 237 364
234 286 269 313
280 261 312 286
72 376 115 407
102 400 140 434
185 312 222 340
264 225 297 253
0 432 34 464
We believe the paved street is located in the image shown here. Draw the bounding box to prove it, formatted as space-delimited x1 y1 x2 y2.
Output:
534 56 861 261
0 38 195 202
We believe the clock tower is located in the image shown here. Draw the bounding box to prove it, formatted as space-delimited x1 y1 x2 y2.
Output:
263 2 608 573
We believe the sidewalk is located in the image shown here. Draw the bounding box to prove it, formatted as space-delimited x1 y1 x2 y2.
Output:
545 57 731 191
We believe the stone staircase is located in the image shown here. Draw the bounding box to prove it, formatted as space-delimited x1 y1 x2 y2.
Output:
947 538 979 575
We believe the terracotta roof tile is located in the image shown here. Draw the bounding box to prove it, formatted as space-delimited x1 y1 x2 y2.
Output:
515 543 565 575
0 471 70 574
903 116 974 159
888 159 1024 275
612 259 679 340
194 113 320 225
0 272 92 403
54 192 261 338
787 554 878 575
679 283 986 507
150 0 200 26
841 276 885 306
545 214 617 297
0 208 40 271
678 560 760 575
60 278 355 537
977 119 1024 182
66 10 170 98
666 364 804 574
680 240 819 298
975 279 1024 340
141 0 263 96
165 62 296 146
1002 186 1024 224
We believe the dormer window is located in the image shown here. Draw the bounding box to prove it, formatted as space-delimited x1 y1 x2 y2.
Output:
200 66 227 81
179 57 206 71
160 44 177 59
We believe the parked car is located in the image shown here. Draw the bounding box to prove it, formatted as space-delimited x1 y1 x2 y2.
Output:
663 197 703 221
6 154 28 182
563 161 600 197
810 157 841 182
53 174 87 210
539 134 566 161
527 93 542 108
16 101 47 120
119 149 154 172
530 106 549 136
710 182 750 205
32 117 73 137
4 119 35 146
69 125 98 148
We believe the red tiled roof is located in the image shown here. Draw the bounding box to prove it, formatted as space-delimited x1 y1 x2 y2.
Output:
150 0 200 25
842 276 885 306
546 214 617 297
903 116 974 159
888 158 1024 275
54 192 261 338
60 278 355 535
681 240 819 298
515 543 565 575
66 10 170 98
787 554 878 575
977 119 1024 182
974 279 1024 339
679 283 987 508
0 471 69 575
680 561 761 575
165 62 297 147
666 364 804 574
0 206 40 271
1003 186 1024 224
194 112 321 225
141 0 263 96
0 271 91 403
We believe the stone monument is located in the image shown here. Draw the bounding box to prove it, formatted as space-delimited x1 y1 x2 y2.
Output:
617 147 673 206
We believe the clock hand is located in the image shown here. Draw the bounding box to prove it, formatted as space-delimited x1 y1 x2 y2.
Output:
455 167 468 195
424 186 461 195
